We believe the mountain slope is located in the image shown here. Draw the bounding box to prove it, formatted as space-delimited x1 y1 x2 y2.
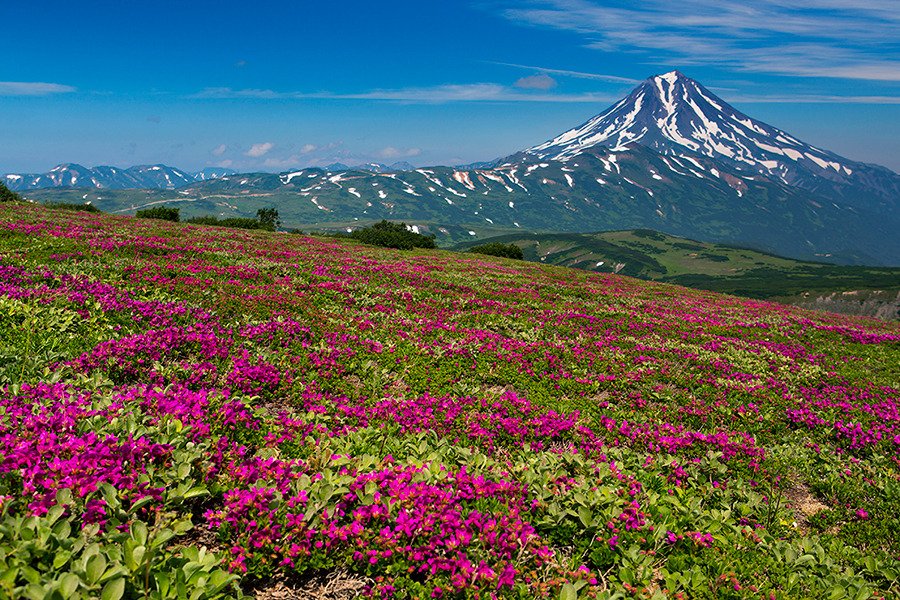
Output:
5 163 226 190
24 145 900 265
527 71 899 211
11 71 900 265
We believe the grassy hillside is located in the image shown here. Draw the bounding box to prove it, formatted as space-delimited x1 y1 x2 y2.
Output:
456 230 900 317
1 202 899 599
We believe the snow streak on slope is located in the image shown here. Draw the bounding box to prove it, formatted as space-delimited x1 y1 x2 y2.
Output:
527 71 856 187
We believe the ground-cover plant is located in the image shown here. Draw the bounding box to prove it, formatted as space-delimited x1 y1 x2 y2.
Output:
0 202 898 598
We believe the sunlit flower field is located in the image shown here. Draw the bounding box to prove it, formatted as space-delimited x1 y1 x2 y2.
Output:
1 203 898 599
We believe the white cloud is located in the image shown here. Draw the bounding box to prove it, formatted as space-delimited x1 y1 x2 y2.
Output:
194 87 281 99
245 142 274 157
300 144 317 154
514 73 558 90
263 155 303 168
216 159 234 168
494 62 640 84
500 0 900 81
192 84 617 103
0 81 76 96
212 144 227 156
378 146 424 159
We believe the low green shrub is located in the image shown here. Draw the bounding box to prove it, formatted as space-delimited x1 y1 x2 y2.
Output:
185 209 279 232
349 220 436 250
186 216 262 230
44 202 101 213
467 242 524 260
135 206 180 222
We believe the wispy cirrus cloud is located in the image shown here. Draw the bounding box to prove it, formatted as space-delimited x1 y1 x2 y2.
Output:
499 0 900 81
492 62 640 84
190 83 900 105
729 93 900 104
0 81 76 96
192 83 616 103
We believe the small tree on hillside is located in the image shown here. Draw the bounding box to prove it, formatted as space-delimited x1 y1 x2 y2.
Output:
0 182 22 203
256 208 280 231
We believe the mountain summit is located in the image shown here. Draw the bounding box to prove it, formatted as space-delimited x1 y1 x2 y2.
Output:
527 71 897 204
528 71 827 171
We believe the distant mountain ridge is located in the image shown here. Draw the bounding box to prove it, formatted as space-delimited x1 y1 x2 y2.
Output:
4 164 232 190
3 161 420 191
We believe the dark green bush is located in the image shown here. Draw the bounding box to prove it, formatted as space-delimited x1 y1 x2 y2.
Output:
183 216 221 226
185 215 266 231
349 220 436 250
44 202 101 213
218 218 264 230
467 242 524 260
0 183 21 203
135 206 180 222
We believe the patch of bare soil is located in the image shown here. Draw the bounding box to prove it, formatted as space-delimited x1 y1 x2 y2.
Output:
179 522 225 555
252 570 371 600
783 481 829 533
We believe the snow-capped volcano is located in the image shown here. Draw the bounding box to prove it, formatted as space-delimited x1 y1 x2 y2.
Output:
528 71 862 187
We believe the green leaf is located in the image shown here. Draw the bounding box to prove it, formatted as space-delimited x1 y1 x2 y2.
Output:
59 573 80 597
53 550 73 570
131 521 148 547
127 496 155 515
182 486 208 500
23 583 45 600
46 504 65 525
86 553 107 585
100 577 125 600
577 506 593 528
560 582 578 600
154 572 171 597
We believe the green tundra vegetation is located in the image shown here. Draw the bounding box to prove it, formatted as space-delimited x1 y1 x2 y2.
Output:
0 202 897 599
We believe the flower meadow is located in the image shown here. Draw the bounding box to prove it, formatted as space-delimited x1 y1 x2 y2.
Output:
0 203 898 600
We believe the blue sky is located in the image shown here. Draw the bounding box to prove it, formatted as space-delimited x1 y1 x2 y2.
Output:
2 0 899 173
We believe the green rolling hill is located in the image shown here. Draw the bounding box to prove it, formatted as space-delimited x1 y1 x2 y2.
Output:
455 229 900 319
